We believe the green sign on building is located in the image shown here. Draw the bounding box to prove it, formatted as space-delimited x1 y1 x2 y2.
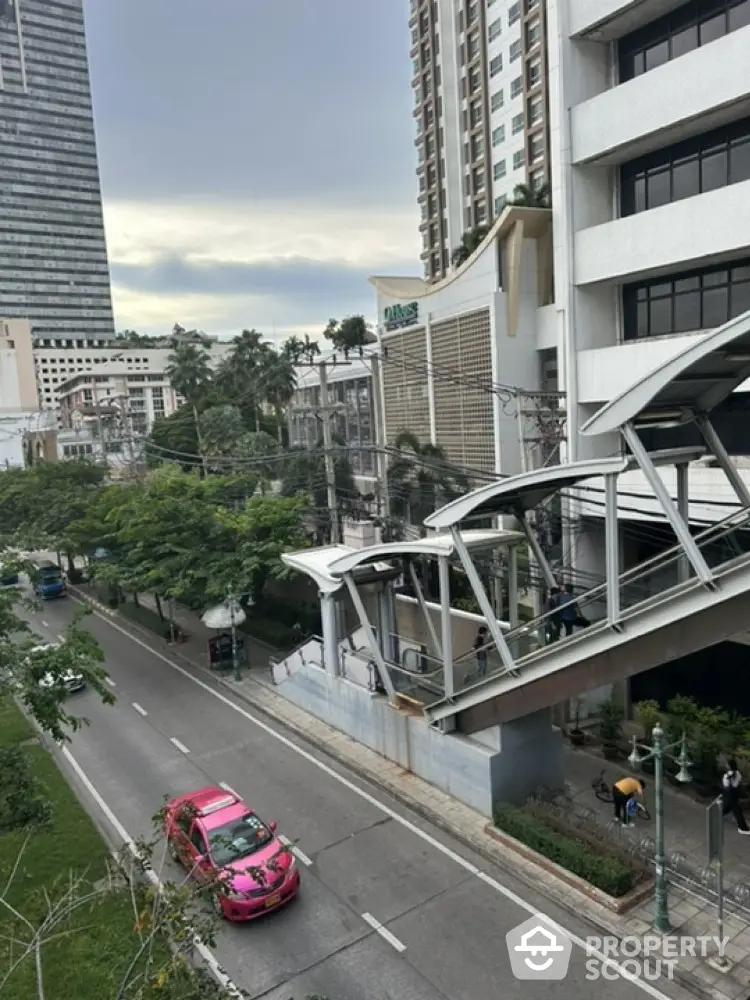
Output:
383 301 419 332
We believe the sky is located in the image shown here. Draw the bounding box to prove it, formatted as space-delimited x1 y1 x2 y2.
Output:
83 0 422 344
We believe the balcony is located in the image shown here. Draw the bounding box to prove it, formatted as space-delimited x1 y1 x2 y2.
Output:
575 179 750 286
571 26 750 164
570 0 687 40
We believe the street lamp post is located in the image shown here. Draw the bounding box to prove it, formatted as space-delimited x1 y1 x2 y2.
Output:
628 724 692 934
228 590 241 682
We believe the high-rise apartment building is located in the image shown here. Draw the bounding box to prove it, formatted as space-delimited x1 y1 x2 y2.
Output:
410 0 550 281
0 0 115 340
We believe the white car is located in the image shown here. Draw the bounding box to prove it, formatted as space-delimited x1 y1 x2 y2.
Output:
31 642 86 694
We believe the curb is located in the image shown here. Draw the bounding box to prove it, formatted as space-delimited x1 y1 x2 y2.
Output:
69 586 719 1000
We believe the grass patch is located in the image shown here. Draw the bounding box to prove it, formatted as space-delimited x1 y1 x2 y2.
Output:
117 599 170 638
0 697 207 999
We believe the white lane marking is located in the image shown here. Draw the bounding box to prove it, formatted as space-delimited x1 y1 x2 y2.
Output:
362 912 406 953
169 737 190 754
81 602 673 1000
132 702 148 717
41 620 48 627
105 677 116 688
277 834 311 864
219 781 239 796
59 746 243 999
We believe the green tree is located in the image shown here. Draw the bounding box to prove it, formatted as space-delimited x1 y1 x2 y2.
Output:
145 406 200 471
322 315 374 353
0 587 112 742
386 431 469 538
203 494 309 604
509 181 551 207
282 334 320 364
198 405 246 466
262 352 297 442
165 342 212 406
450 224 490 268
281 444 359 544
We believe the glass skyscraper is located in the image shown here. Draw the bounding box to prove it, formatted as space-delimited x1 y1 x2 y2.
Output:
0 0 115 341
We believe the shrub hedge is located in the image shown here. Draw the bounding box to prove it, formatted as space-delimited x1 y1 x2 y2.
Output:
493 803 636 897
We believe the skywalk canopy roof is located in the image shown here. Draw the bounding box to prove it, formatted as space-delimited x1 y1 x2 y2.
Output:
423 459 629 530
581 307 750 438
327 529 523 577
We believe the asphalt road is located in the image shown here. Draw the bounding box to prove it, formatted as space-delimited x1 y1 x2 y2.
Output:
24 594 694 1000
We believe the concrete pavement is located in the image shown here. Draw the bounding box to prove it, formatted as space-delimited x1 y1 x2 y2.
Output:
23 591 697 1000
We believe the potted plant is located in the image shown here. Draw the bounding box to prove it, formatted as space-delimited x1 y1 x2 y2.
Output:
598 698 624 760
570 700 586 747
634 700 661 775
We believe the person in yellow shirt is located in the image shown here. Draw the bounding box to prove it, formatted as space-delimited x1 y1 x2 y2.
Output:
613 776 646 824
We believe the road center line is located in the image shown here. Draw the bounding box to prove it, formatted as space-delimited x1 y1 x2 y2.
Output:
79 601 675 1000
169 737 190 754
41 620 48 627
362 912 406 953
104 676 116 688
132 702 148 717
219 781 238 796
291 846 313 866
58 745 243 1000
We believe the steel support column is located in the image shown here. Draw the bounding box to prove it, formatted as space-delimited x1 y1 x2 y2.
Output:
696 414 750 508
450 527 518 676
320 592 339 676
604 473 621 627
518 513 557 589
508 545 519 629
437 556 454 699
622 423 714 587
408 562 442 661
676 463 690 584
343 574 397 701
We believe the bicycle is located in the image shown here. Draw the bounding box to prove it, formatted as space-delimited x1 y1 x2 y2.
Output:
592 770 652 821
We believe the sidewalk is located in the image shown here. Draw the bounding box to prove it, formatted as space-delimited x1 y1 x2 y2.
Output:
73 583 750 999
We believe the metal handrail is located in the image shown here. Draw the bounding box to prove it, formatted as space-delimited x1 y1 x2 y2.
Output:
269 633 323 666
497 506 750 650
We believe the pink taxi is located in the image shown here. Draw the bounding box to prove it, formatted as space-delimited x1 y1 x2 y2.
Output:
163 785 300 921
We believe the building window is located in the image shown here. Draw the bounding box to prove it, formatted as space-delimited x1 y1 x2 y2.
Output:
531 168 546 189
529 132 544 161
511 112 525 135
510 75 523 98
491 89 504 111
473 134 485 159
474 167 486 191
508 2 521 25
525 0 539 11
490 54 503 76
488 18 502 41
619 0 750 83
526 18 541 48
513 149 525 170
470 102 482 127
527 58 541 88
623 259 750 340
476 201 487 223
528 95 543 125
510 39 522 61
494 194 508 214
492 124 505 146
493 159 507 180
621 115 750 215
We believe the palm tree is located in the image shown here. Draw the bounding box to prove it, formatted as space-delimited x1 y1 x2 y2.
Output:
450 224 490 268
262 353 297 442
386 431 469 537
509 181 551 208
282 334 320 364
222 329 267 431
165 343 212 473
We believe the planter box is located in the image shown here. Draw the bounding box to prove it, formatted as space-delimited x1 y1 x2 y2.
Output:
484 823 653 915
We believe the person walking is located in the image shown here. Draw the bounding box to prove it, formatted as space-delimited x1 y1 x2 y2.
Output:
474 625 489 678
556 586 590 637
722 759 750 834
613 775 646 825
543 586 562 643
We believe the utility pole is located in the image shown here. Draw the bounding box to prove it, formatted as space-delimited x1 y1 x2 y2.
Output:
319 360 340 545
370 352 390 540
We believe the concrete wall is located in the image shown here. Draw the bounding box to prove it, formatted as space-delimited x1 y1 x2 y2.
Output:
272 659 564 816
